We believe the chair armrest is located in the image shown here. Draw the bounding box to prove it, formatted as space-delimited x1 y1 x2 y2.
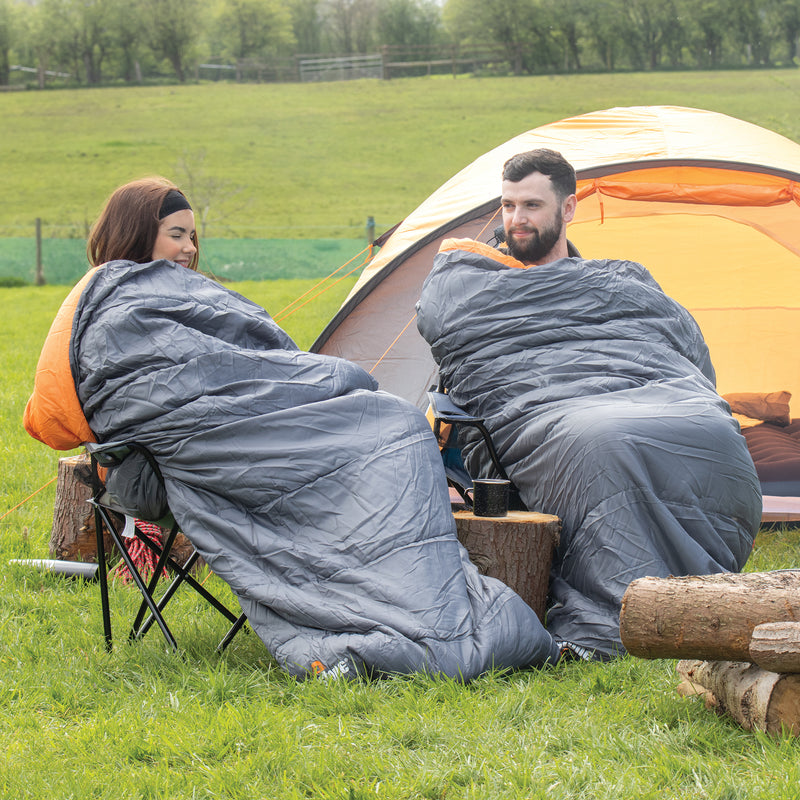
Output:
84 441 134 468
426 391 484 424
426 391 510 483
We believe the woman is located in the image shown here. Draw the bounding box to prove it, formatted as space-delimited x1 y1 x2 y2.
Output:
92 178 199 579
46 177 199 580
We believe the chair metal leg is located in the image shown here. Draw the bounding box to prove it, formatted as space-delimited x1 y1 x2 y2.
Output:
92 502 178 651
90 496 244 654
217 613 248 652
93 502 113 651
87 443 245 654
131 532 241 635
129 521 181 641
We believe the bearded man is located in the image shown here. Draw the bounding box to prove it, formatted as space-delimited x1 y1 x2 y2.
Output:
416 149 761 660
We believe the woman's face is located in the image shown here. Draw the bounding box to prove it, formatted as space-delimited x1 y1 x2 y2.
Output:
151 209 197 268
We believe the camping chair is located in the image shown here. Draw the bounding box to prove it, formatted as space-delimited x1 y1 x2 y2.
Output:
427 379 526 511
86 440 247 653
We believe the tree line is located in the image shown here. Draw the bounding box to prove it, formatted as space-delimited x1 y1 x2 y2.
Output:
1 0 798 88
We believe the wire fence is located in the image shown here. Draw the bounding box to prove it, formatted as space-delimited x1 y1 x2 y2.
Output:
0 221 377 239
0 237 370 285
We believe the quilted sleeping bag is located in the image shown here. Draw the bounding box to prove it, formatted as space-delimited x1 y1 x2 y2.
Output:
24 259 561 679
416 239 762 659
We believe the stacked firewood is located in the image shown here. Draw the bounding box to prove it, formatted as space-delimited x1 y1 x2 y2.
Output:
619 572 800 736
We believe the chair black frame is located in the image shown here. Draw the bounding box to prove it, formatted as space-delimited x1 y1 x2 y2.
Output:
86 441 246 653
427 379 526 511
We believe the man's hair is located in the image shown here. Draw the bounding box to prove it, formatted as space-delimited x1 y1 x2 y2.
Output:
87 177 199 270
502 149 576 200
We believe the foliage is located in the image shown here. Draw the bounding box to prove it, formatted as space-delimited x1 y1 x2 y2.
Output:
211 0 296 61
2 0 800 86
0 0 16 85
376 0 444 48
140 0 205 83
2 285 800 799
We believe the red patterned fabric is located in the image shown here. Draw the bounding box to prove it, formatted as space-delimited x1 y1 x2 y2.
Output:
113 519 169 584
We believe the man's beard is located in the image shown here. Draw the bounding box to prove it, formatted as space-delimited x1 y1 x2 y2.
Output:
505 208 562 264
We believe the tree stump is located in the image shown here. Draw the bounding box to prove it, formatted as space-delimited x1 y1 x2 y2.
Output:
676 659 800 737
453 509 560 620
49 453 111 561
619 571 800 662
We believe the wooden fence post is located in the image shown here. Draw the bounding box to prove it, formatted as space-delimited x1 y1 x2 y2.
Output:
34 217 46 286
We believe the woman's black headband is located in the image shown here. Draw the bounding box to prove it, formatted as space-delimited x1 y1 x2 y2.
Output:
158 189 192 219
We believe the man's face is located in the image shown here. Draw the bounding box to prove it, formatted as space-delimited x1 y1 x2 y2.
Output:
501 171 567 265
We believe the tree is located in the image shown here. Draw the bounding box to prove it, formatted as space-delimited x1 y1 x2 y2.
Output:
141 0 204 82
104 0 152 83
0 0 16 85
679 0 730 68
321 0 377 54
288 0 323 54
215 0 295 62
622 0 681 69
729 0 772 64
773 0 800 62
31 0 114 85
543 0 587 71
26 0 68 86
443 0 555 75
581 0 628 70
377 0 444 49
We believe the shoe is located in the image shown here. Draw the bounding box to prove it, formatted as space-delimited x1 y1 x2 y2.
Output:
554 639 595 662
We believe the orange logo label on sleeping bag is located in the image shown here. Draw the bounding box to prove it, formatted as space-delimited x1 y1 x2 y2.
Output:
310 659 351 680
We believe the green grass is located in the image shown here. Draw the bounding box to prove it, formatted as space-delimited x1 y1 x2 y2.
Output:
2 284 800 799
3 73 800 798
2 71 800 240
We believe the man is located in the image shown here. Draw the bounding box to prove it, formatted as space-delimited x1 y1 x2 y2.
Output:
416 148 762 659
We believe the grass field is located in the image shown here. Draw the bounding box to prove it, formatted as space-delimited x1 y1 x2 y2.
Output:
2 281 800 799
2 70 800 241
3 72 800 797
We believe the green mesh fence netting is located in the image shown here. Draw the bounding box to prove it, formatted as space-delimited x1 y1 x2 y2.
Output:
0 238 368 285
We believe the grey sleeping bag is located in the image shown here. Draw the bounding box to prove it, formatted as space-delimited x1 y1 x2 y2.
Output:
416 241 762 658
71 259 561 679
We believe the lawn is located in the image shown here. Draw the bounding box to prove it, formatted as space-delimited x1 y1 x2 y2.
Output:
2 70 800 242
2 280 799 800
2 71 800 798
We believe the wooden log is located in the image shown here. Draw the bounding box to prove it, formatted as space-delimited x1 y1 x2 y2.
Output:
676 659 800 736
749 622 800 674
453 509 560 621
619 571 800 662
49 453 112 562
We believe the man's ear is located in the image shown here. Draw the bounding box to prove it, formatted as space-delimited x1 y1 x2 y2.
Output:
563 194 577 223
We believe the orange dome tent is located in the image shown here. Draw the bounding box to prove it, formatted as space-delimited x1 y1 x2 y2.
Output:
313 105 800 520
314 105 800 413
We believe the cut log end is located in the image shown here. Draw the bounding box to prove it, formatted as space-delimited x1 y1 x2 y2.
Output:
749 622 800 674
